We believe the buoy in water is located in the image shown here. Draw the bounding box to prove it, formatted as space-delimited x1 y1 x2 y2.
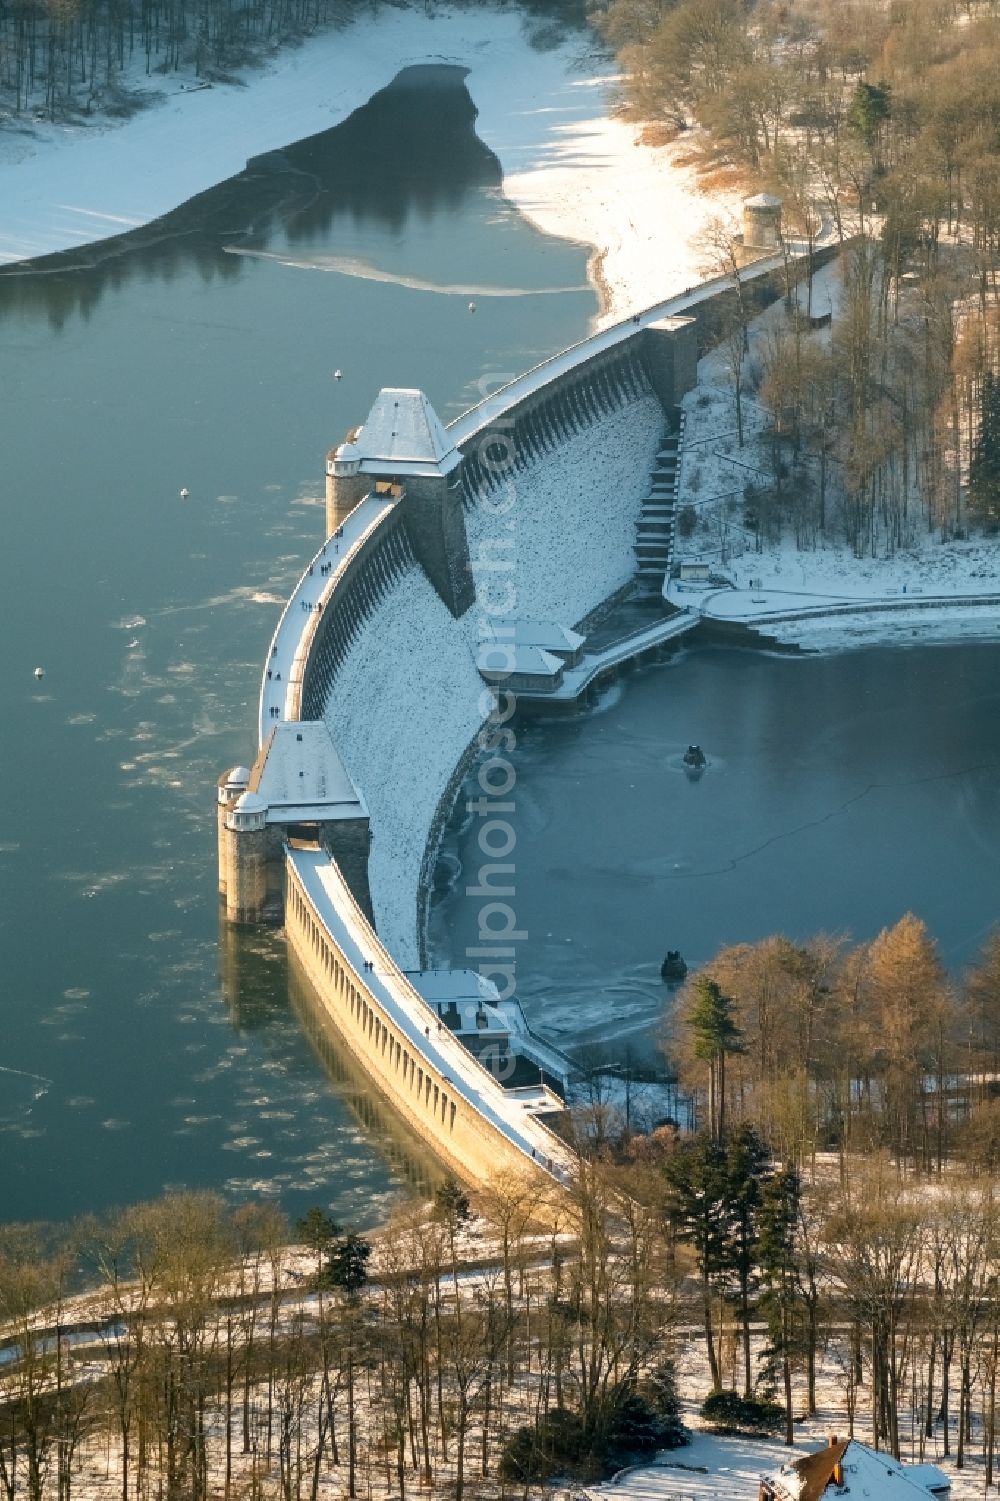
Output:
179 487 189 499
468 301 476 313
333 369 343 381
33 666 44 680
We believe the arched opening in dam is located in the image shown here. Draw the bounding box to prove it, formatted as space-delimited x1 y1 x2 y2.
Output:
428 635 1000 1065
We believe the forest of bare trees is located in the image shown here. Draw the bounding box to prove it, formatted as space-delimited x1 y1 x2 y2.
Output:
667 914 1000 1176
0 0 348 121
597 0 1000 556
9 914 1000 1501
0 1172 687 1501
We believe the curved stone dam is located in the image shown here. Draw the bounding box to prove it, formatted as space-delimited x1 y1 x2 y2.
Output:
218 244 836 1187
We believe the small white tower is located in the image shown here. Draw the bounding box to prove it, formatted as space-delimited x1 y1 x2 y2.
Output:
743 193 782 250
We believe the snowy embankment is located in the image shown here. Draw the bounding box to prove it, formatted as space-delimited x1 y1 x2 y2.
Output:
466 393 665 623
0 5 738 322
667 257 1000 650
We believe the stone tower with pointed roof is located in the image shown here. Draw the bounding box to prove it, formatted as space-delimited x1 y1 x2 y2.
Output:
326 387 473 617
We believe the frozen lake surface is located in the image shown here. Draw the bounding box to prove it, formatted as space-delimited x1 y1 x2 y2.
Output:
430 637 1000 1062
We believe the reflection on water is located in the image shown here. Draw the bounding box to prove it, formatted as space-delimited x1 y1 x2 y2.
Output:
284 950 444 1202
0 66 512 329
430 638 1000 1065
0 60 596 1225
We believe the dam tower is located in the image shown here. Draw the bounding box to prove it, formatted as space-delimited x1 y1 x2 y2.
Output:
326 388 473 617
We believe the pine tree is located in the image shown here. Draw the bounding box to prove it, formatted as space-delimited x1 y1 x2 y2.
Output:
663 1136 730 1392
849 79 892 154
295 1208 341 1286
969 371 1000 532
685 975 744 1140
725 1125 772 1400
758 1166 802 1445
327 1233 371 1500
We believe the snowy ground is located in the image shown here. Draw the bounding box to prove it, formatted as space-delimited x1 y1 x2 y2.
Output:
587 1429 986 1501
0 4 738 323
581 1326 992 1501
665 258 1000 650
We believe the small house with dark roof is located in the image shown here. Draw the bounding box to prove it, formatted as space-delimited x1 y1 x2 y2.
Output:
759 1437 950 1501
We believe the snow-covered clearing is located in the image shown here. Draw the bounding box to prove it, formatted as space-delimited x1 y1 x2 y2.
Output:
588 1429 984 1501
0 5 737 322
582 1329 990 1501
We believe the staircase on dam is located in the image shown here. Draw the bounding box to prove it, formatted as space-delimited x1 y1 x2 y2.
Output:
634 413 685 590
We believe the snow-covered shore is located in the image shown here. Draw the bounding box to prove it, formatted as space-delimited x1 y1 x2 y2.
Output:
664 257 1000 651
0 4 737 322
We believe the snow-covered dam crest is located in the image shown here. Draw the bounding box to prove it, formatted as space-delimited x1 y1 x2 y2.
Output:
215 249 827 1187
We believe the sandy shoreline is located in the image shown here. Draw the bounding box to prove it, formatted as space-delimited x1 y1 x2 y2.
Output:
0 5 738 322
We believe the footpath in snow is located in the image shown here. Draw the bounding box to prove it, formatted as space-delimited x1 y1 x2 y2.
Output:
0 5 738 322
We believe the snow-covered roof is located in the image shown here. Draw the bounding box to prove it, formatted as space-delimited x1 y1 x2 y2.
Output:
405 969 503 1004
490 618 585 655
478 642 564 679
250 720 367 824
353 388 461 477
234 790 267 815
226 765 251 786
762 1439 949 1501
745 192 782 208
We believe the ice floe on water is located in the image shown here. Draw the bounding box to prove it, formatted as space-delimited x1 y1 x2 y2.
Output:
225 247 590 297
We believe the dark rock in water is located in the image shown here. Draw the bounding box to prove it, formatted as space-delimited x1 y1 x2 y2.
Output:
661 950 688 983
682 744 706 769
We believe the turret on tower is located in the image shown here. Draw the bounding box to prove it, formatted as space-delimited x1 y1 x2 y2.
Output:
217 723 373 927
325 430 368 535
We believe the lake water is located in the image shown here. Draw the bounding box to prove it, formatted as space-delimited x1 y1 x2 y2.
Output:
429 636 1000 1063
0 63 595 1225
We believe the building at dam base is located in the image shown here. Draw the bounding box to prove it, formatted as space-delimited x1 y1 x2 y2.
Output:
215 244 837 1186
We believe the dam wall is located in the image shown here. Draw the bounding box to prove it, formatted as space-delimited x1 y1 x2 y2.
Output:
219 235 846 1188
284 847 572 1187
323 348 672 962
322 564 485 965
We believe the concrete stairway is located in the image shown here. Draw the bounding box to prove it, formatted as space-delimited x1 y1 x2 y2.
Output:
634 413 685 590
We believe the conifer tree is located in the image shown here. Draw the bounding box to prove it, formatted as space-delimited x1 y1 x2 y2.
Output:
758 1166 802 1444
663 1137 730 1392
685 975 744 1140
969 371 1000 532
